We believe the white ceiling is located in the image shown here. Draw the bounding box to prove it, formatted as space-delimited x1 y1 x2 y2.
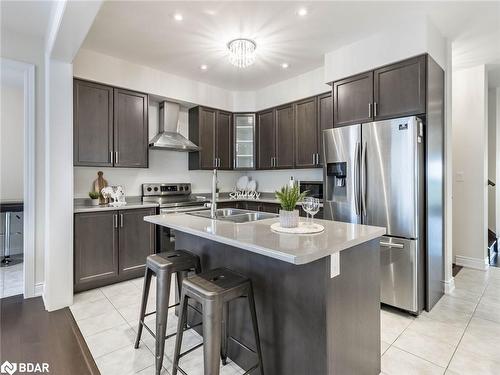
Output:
81 1 500 91
0 0 53 39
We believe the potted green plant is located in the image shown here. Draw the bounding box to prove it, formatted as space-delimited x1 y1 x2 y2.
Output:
89 191 100 206
275 185 307 228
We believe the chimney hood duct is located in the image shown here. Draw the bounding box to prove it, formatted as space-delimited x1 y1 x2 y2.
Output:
149 101 200 151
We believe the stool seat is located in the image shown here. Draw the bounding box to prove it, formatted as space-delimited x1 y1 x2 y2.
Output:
182 268 249 300
147 250 201 273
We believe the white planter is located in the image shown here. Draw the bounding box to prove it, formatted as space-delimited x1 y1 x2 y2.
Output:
279 209 299 228
91 198 100 206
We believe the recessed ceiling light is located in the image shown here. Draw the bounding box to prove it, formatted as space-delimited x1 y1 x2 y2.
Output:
297 8 308 16
173 13 183 21
281 63 289 69
200 64 208 71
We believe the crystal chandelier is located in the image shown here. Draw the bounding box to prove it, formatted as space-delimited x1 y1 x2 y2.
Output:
227 38 257 68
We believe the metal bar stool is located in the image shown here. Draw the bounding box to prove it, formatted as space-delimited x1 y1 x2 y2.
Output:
134 250 202 375
172 268 264 375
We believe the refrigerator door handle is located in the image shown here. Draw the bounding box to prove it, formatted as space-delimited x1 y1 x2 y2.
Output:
361 141 367 216
380 241 404 249
354 142 360 216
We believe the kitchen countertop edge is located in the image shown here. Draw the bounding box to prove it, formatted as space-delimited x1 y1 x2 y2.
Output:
144 214 386 265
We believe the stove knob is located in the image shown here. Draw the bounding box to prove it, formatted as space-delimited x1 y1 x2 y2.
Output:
184 185 189 191
146 187 152 192
179 186 184 191
154 187 158 192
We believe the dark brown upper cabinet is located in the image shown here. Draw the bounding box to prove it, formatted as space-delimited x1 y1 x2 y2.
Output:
256 109 275 169
74 80 114 166
333 71 374 127
275 104 295 168
113 88 149 168
189 106 232 170
73 78 149 168
74 207 156 292
317 92 333 166
118 207 156 279
216 111 233 170
294 97 319 168
373 55 426 120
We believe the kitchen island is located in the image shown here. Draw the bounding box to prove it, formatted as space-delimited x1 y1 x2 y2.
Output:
145 213 385 375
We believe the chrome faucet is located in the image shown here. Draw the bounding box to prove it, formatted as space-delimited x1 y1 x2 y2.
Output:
211 168 218 218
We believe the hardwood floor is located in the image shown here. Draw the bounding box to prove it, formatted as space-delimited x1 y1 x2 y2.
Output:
0 294 99 375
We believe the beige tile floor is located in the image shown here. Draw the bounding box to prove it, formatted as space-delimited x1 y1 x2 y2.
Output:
72 266 500 375
0 262 23 298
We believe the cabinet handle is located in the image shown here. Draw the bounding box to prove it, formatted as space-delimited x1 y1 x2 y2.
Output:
374 102 378 117
115 151 119 164
312 154 315 165
113 214 118 228
368 103 372 118
110 151 114 164
316 153 320 165
120 213 124 228
271 157 273 168
218 158 221 168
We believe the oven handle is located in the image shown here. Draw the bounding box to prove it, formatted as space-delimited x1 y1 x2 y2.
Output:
160 205 210 214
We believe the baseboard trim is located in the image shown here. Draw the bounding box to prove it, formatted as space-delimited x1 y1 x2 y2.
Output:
34 282 44 297
454 255 489 270
444 277 455 293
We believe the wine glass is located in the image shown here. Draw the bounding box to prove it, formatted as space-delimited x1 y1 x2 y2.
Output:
303 197 320 225
302 197 314 225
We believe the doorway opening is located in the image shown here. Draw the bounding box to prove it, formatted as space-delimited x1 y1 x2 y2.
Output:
0 58 36 298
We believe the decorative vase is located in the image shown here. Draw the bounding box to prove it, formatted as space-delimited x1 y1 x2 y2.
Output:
91 198 100 206
279 209 299 228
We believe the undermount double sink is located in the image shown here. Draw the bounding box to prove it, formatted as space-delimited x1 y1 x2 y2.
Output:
187 208 278 223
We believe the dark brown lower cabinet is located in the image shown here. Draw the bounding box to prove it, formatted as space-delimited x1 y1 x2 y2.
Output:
74 208 156 292
118 208 156 279
74 211 118 291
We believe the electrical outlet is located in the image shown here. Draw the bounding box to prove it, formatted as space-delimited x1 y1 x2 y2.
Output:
456 172 465 182
330 252 340 278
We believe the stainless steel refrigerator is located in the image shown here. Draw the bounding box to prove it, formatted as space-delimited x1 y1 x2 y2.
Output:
323 116 426 313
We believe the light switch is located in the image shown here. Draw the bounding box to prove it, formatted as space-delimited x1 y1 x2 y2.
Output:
456 172 464 182
330 252 340 278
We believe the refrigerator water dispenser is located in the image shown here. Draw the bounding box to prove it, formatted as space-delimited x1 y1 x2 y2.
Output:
327 162 347 187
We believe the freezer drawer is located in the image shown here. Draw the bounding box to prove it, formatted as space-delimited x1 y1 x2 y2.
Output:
380 236 422 313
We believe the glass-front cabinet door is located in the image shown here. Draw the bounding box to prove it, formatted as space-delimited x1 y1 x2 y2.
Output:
233 113 255 169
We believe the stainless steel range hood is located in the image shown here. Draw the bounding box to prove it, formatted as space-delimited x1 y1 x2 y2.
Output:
149 101 200 151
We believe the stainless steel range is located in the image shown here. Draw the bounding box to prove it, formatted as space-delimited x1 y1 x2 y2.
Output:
142 183 209 251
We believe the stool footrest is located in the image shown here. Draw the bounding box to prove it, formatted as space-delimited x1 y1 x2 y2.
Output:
178 342 204 359
229 335 256 354
242 363 260 375
174 365 188 375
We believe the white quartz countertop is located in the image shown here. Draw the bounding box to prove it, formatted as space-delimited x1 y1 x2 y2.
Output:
144 213 385 265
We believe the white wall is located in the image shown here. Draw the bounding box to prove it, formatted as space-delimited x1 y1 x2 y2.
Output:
324 17 446 83
497 88 500 237
0 81 24 200
1 29 46 286
488 89 497 232
74 49 235 112
253 66 330 111
452 65 489 269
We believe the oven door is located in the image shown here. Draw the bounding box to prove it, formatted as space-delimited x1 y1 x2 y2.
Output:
158 205 209 252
